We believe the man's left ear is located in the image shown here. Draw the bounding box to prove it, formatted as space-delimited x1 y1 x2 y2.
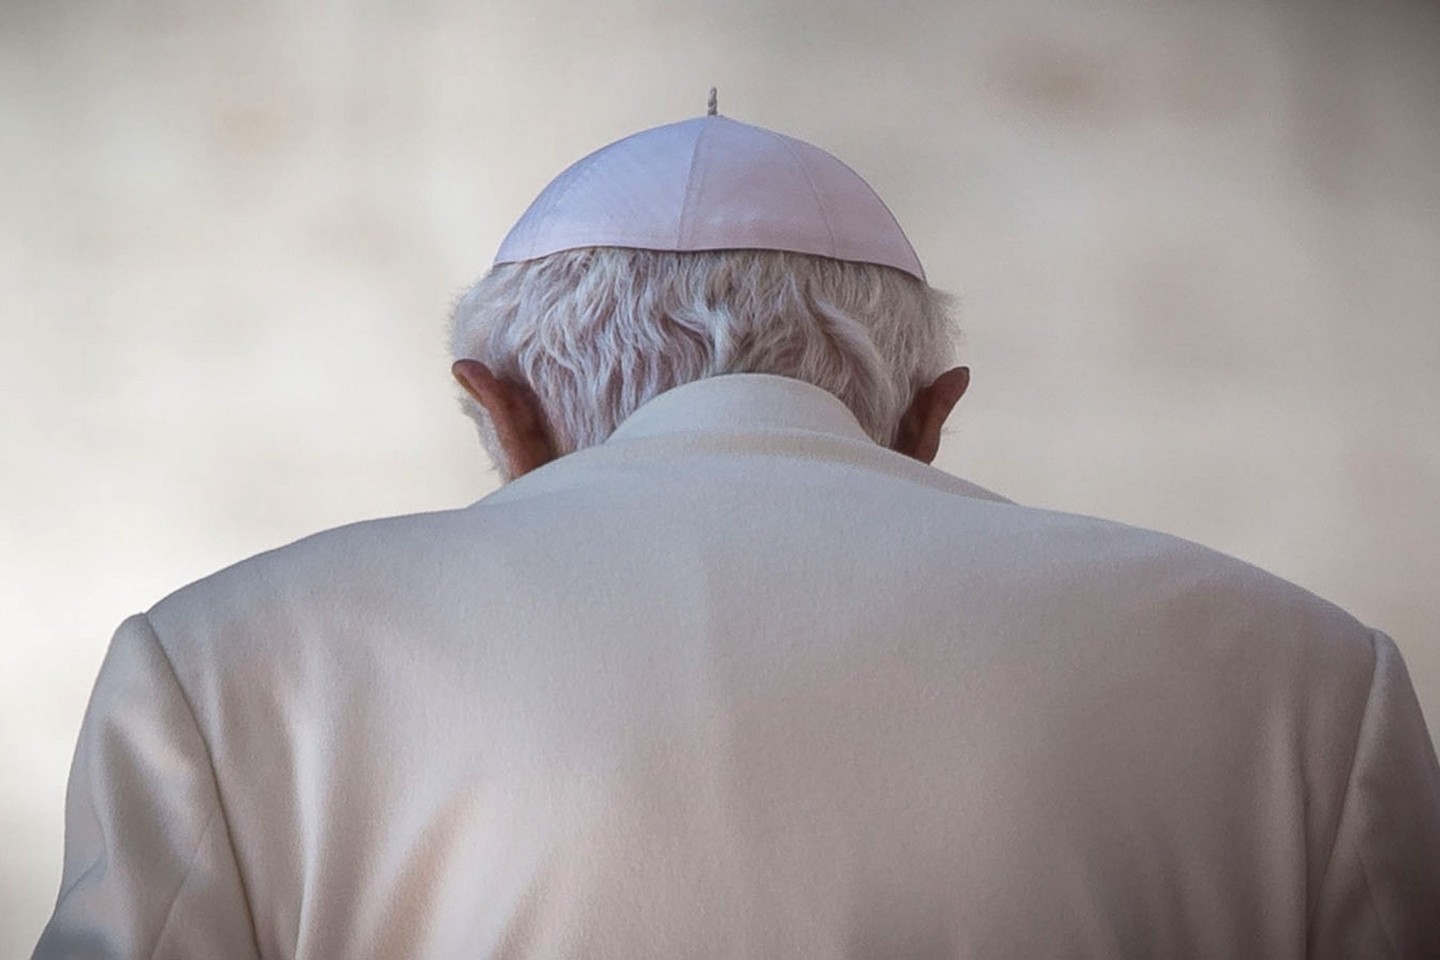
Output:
892 366 970 464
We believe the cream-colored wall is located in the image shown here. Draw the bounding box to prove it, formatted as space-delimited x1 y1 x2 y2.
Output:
3 0 1437 949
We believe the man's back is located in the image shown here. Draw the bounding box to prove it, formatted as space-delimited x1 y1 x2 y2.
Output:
36 374 1440 958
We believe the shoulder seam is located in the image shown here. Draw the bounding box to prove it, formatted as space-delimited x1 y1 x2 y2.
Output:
1305 627 1384 942
139 612 263 958
1354 632 1405 957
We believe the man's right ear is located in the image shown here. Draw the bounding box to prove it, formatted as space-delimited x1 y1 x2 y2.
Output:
450 360 558 480
892 366 970 464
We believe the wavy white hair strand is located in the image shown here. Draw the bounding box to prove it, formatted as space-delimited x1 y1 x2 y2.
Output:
448 247 960 471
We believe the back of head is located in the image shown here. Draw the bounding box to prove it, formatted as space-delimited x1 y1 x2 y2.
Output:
448 107 959 471
448 246 957 462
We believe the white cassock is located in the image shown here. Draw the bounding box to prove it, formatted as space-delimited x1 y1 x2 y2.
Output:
34 374 1440 958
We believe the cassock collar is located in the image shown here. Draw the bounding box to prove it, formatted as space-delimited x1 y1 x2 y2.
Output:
482 372 1011 507
606 374 876 446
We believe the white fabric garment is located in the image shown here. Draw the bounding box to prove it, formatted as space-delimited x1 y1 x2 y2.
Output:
35 373 1440 958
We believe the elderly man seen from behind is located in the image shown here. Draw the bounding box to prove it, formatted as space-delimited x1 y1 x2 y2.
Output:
35 105 1440 960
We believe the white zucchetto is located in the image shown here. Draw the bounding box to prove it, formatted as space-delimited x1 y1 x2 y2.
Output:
493 112 926 282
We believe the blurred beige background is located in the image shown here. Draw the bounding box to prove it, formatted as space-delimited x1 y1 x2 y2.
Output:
2 0 1438 949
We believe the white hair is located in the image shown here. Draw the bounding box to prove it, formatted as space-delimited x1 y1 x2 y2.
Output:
448 247 959 472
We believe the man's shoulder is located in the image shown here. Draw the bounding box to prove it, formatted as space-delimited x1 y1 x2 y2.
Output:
143 504 494 646
995 497 1378 677
1056 497 1363 610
